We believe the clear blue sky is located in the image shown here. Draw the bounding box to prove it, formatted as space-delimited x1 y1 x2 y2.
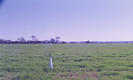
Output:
0 0 133 41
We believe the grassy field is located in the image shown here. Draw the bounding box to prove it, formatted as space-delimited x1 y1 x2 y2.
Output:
0 44 133 80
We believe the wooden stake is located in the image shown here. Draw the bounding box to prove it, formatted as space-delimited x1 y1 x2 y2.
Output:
49 54 53 69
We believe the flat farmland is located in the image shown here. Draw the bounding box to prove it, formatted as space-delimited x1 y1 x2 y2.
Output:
0 44 133 80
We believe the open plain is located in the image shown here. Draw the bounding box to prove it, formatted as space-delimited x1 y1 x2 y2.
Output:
0 44 133 80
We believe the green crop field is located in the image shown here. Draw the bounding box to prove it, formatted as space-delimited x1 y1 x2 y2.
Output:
0 44 133 80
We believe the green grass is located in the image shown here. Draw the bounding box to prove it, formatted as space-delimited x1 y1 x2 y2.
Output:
0 44 133 80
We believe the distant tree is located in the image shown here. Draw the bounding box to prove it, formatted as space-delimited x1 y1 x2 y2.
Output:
85 40 90 43
5 40 11 44
55 37 60 43
43 40 49 44
0 39 4 43
50 38 56 43
31 36 38 41
17 37 26 42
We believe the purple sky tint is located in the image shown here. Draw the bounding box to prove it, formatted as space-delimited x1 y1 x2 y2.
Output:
0 0 133 41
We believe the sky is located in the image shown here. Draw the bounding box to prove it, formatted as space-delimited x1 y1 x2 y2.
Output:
0 0 133 41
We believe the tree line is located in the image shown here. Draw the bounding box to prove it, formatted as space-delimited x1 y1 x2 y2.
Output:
0 36 67 44
1 36 133 44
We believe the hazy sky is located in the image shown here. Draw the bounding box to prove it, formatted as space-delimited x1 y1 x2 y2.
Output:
0 0 133 41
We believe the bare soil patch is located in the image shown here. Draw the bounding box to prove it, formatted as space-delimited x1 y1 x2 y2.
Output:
56 72 98 80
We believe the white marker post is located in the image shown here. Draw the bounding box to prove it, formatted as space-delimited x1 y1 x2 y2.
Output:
49 54 53 69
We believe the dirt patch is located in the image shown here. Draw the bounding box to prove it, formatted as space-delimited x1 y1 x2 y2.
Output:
0 73 16 80
56 72 98 80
